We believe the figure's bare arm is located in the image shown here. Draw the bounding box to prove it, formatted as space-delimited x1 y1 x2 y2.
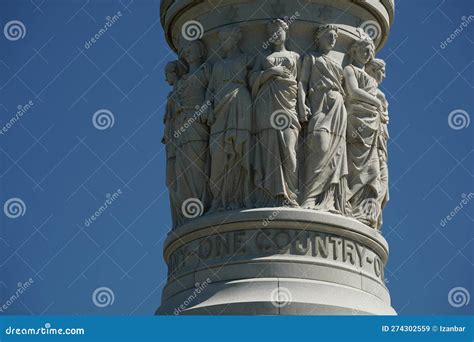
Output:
297 55 311 122
299 55 311 96
343 66 381 107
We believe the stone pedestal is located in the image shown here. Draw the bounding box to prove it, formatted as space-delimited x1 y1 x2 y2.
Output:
157 209 395 315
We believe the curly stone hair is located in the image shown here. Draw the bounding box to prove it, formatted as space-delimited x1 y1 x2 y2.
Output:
348 37 375 62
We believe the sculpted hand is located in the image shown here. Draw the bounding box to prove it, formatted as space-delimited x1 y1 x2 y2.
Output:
271 65 290 77
374 98 383 111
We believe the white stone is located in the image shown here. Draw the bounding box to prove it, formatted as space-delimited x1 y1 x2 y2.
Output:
158 0 396 315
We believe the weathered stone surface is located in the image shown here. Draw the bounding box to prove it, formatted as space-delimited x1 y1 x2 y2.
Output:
157 209 396 315
158 0 396 315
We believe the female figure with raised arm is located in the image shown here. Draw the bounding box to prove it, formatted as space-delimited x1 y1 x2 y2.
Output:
250 19 306 207
206 27 253 211
299 25 350 215
344 37 383 228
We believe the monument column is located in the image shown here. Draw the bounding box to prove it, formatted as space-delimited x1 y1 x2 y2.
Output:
158 0 396 315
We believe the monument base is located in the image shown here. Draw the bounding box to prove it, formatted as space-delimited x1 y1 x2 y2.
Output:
157 208 396 315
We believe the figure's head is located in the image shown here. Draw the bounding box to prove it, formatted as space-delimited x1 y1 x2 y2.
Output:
267 19 289 45
349 37 375 65
165 61 179 86
366 58 386 83
218 26 242 53
315 24 338 53
180 40 207 65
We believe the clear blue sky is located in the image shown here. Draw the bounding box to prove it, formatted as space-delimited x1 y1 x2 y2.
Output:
0 0 472 315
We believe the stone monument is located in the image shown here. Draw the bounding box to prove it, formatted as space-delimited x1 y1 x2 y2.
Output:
158 0 396 315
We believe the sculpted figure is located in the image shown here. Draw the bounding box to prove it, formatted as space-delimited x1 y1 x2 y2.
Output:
206 27 253 211
344 37 383 228
163 60 182 227
174 40 211 224
299 25 350 214
250 19 306 207
366 58 389 228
